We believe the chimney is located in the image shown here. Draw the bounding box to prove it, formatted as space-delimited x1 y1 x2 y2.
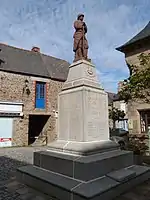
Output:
31 46 40 53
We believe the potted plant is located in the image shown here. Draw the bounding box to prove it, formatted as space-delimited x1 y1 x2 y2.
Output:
127 136 148 165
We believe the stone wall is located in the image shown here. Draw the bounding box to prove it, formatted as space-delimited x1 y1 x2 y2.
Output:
125 44 150 66
127 101 141 135
0 71 64 146
125 44 150 135
127 101 150 134
12 115 29 146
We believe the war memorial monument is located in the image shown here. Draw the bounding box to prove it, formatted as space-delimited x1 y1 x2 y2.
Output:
17 14 150 200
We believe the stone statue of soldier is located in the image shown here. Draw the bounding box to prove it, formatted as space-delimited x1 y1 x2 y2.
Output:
73 14 90 62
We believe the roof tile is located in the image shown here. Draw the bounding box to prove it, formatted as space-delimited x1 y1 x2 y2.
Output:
116 21 150 52
0 43 70 81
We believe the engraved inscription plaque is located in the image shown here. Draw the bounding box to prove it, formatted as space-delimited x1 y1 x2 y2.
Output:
86 90 108 141
58 90 83 142
69 91 83 141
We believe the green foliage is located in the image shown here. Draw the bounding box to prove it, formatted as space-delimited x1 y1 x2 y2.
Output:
119 53 150 102
109 107 125 121
109 107 125 129
127 137 148 155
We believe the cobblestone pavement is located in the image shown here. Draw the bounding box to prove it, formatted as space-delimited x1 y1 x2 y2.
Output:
0 147 150 200
0 147 53 200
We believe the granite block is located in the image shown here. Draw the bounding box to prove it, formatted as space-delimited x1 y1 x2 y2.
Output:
34 151 41 166
23 173 70 200
17 163 150 200
72 176 119 199
74 150 133 181
107 168 136 182
34 150 133 181
72 166 150 200
17 165 82 190
34 151 79 177
128 165 150 176
17 165 82 200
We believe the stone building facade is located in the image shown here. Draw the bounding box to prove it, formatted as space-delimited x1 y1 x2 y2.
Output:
116 21 150 137
0 44 69 147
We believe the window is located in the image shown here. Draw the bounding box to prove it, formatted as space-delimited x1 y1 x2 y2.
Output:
140 110 150 133
35 82 46 109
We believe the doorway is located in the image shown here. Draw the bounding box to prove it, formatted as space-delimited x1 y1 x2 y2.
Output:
28 115 50 145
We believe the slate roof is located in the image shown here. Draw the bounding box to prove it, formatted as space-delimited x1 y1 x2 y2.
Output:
0 43 70 81
107 92 119 105
116 21 150 52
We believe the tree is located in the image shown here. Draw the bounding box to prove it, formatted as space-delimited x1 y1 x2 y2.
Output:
109 107 125 129
119 53 150 103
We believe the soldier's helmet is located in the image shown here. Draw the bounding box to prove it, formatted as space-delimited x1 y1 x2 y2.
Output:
77 13 84 20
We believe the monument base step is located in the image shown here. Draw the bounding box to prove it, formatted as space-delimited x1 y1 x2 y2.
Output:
17 164 150 200
47 140 119 156
33 150 134 181
17 149 150 200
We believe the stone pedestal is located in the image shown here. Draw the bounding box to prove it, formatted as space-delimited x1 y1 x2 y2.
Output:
17 60 150 200
48 60 118 155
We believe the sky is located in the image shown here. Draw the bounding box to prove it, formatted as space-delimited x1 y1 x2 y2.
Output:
0 0 150 92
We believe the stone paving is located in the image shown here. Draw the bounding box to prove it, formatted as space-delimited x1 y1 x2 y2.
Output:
0 147 150 200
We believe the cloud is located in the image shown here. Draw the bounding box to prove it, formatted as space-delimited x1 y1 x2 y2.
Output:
0 0 149 92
